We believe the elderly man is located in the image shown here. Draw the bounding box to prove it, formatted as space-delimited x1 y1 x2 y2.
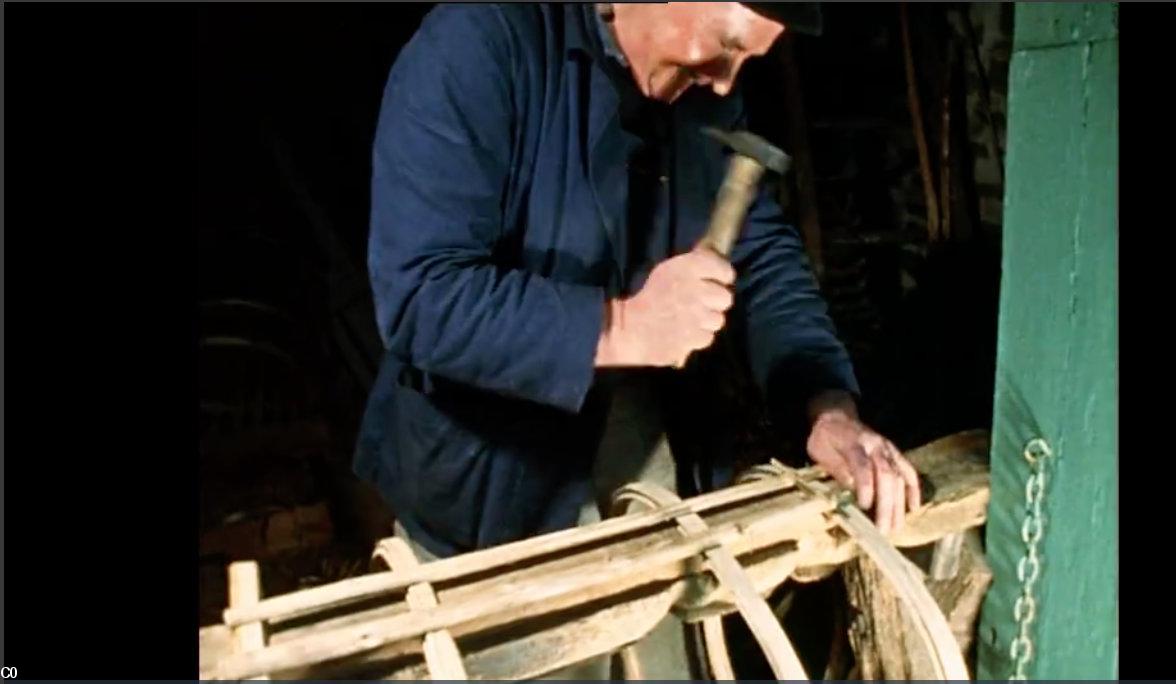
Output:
354 3 920 675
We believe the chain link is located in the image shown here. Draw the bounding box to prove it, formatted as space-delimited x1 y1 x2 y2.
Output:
1009 438 1053 680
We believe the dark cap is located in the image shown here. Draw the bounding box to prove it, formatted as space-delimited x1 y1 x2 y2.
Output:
743 3 823 37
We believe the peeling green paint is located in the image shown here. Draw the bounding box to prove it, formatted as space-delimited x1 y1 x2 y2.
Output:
977 3 1117 680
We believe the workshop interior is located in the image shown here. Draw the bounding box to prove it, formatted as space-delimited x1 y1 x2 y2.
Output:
196 2 1117 680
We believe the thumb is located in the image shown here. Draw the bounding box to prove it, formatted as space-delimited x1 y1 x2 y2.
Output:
807 438 855 488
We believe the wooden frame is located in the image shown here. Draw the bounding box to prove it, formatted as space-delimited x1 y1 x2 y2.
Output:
200 431 989 680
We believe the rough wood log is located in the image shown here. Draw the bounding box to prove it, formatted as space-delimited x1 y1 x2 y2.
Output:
804 478 969 680
845 555 935 679
845 528 991 678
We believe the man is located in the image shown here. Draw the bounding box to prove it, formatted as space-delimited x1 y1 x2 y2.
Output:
356 0 918 605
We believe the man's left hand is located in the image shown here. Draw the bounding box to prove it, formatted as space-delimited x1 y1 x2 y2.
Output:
804 392 921 534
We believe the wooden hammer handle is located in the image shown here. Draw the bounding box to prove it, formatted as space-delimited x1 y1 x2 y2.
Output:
698 155 767 258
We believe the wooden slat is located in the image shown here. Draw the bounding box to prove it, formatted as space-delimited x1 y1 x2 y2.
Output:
207 523 749 679
222 475 798 628
227 561 269 681
702 617 737 680
385 589 678 680
371 538 467 680
614 483 809 681
208 490 828 665
200 625 233 675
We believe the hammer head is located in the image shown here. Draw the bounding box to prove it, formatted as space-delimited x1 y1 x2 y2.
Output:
702 127 791 175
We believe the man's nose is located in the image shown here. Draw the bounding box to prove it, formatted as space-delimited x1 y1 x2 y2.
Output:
709 55 747 97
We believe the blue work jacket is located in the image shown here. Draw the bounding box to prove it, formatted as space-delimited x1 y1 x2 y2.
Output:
354 3 858 558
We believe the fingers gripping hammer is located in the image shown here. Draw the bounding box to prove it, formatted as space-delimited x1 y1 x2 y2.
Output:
697 127 792 258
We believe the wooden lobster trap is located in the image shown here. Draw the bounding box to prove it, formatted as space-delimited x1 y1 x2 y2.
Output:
200 431 991 680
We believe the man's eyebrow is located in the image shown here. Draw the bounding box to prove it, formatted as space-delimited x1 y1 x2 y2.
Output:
721 35 747 51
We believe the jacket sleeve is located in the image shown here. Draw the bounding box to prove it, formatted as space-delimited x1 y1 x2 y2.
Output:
368 6 604 413
729 166 861 422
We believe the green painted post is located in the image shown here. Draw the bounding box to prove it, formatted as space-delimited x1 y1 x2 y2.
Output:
977 3 1117 680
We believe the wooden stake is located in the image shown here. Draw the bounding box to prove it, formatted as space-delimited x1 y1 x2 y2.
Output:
900 2 941 242
926 528 993 660
779 33 825 279
939 35 956 241
929 531 966 581
227 561 269 681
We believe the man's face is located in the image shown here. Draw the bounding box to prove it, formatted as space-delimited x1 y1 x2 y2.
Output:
611 2 786 103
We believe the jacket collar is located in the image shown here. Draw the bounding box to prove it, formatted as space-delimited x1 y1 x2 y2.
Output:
564 3 742 284
562 4 641 282
563 4 600 61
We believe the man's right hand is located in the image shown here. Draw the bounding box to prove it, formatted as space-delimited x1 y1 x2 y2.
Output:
595 246 736 368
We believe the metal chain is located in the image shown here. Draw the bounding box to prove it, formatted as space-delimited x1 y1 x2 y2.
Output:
1008 437 1053 680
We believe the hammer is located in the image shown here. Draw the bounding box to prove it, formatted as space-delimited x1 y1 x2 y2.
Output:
697 127 792 258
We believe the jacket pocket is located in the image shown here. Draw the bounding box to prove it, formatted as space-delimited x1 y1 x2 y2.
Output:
391 379 493 551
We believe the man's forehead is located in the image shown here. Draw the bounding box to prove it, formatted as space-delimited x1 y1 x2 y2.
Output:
684 3 776 38
671 4 755 35
741 2 823 36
